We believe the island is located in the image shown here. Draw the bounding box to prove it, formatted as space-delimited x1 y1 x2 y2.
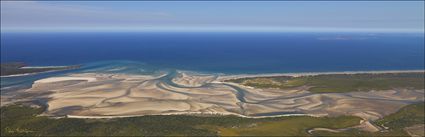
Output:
1 62 81 77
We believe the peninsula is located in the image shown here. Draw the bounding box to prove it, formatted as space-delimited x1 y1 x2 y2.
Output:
1 62 81 77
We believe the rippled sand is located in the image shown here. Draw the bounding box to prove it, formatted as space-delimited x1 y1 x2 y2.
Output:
8 71 425 120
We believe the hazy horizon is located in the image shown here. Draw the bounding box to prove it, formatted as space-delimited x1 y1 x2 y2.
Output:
1 1 424 33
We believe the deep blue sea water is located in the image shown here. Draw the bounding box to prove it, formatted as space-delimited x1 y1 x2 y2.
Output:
1 32 424 74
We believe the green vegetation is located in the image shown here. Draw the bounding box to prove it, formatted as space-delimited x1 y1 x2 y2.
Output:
1 62 80 76
312 102 425 136
2 102 423 136
226 72 425 93
215 116 361 136
1 104 360 136
376 103 424 129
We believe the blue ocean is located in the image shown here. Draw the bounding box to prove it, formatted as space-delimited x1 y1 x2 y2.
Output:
1 32 424 90
1 32 424 74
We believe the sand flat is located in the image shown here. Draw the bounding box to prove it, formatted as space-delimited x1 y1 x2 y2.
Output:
35 77 97 83
8 71 423 120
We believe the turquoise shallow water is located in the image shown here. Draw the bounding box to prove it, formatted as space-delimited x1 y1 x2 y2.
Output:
1 32 424 91
0 60 165 91
2 32 424 74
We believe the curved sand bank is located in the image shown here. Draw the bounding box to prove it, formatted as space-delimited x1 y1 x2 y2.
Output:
12 71 422 122
34 77 97 83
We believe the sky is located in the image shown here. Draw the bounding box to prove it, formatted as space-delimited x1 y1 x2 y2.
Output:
1 1 424 32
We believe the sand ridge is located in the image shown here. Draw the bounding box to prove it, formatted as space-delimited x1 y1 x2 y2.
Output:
10 71 424 121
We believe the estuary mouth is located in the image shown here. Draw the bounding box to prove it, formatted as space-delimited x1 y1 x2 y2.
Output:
2 61 423 120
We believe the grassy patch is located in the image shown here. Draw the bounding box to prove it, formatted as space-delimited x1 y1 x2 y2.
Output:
312 102 425 136
375 103 425 129
216 116 361 136
1 104 361 136
2 103 423 136
226 72 424 93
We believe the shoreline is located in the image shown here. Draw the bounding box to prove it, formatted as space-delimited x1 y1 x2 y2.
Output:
65 112 327 119
2 68 424 120
1 65 81 78
217 69 425 81
0 69 65 78
21 66 71 69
